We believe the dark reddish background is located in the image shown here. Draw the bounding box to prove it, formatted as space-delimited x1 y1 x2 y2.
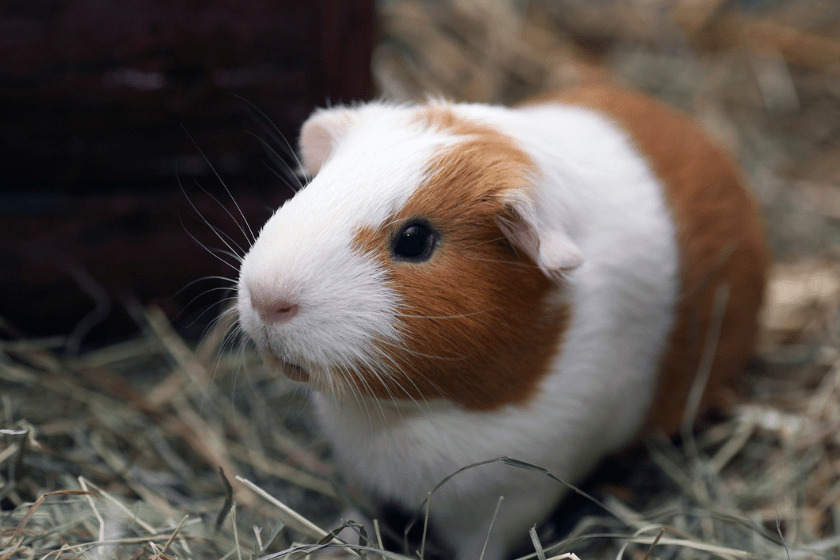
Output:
0 0 375 344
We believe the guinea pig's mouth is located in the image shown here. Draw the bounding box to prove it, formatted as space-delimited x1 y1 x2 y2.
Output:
259 351 310 383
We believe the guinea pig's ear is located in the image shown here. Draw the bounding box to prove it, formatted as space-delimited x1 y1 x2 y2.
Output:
497 195 583 282
299 108 358 176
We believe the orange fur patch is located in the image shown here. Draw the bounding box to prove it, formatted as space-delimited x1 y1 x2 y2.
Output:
351 106 569 410
528 85 768 434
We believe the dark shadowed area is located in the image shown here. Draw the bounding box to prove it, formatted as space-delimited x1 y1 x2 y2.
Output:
0 0 374 344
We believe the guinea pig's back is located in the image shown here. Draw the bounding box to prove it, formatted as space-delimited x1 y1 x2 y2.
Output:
528 85 768 434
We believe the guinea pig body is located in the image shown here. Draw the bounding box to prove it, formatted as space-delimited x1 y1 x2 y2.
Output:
237 85 767 560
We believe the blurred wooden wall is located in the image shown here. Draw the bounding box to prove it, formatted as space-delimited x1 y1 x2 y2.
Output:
0 0 375 342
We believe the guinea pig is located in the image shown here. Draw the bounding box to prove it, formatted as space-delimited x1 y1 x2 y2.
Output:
236 83 767 560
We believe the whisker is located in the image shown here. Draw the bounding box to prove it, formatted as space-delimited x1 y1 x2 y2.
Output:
241 129 303 194
212 322 242 384
373 347 438 414
178 215 241 274
362 357 407 420
352 366 384 428
391 360 445 406
183 295 240 330
181 124 257 244
462 255 541 269
231 92 306 188
205 247 244 264
394 308 498 320
363 345 449 428
377 332 473 362
161 283 236 328
197 311 244 392
262 160 303 194
195 290 237 301
363 340 443 406
188 177 254 255
176 167 248 261
165 275 237 302
183 176 248 260
194 312 242 412
191 274 238 286
359 364 449 452
341 364 374 431
450 231 525 254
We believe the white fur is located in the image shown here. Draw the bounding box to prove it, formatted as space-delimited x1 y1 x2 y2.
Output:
237 100 679 560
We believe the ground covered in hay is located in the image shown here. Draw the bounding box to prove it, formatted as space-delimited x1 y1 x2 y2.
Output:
3 0 840 558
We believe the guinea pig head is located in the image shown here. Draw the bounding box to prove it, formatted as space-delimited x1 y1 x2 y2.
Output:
237 103 581 411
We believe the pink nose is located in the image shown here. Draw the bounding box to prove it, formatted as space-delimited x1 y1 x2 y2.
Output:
251 296 300 324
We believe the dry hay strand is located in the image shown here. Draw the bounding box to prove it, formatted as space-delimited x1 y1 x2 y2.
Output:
2 272 839 559
0 303 344 559
4 0 840 558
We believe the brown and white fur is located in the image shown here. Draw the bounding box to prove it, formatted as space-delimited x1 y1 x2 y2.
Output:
236 84 767 560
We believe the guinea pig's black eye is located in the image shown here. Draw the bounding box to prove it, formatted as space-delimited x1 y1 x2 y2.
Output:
392 221 438 262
